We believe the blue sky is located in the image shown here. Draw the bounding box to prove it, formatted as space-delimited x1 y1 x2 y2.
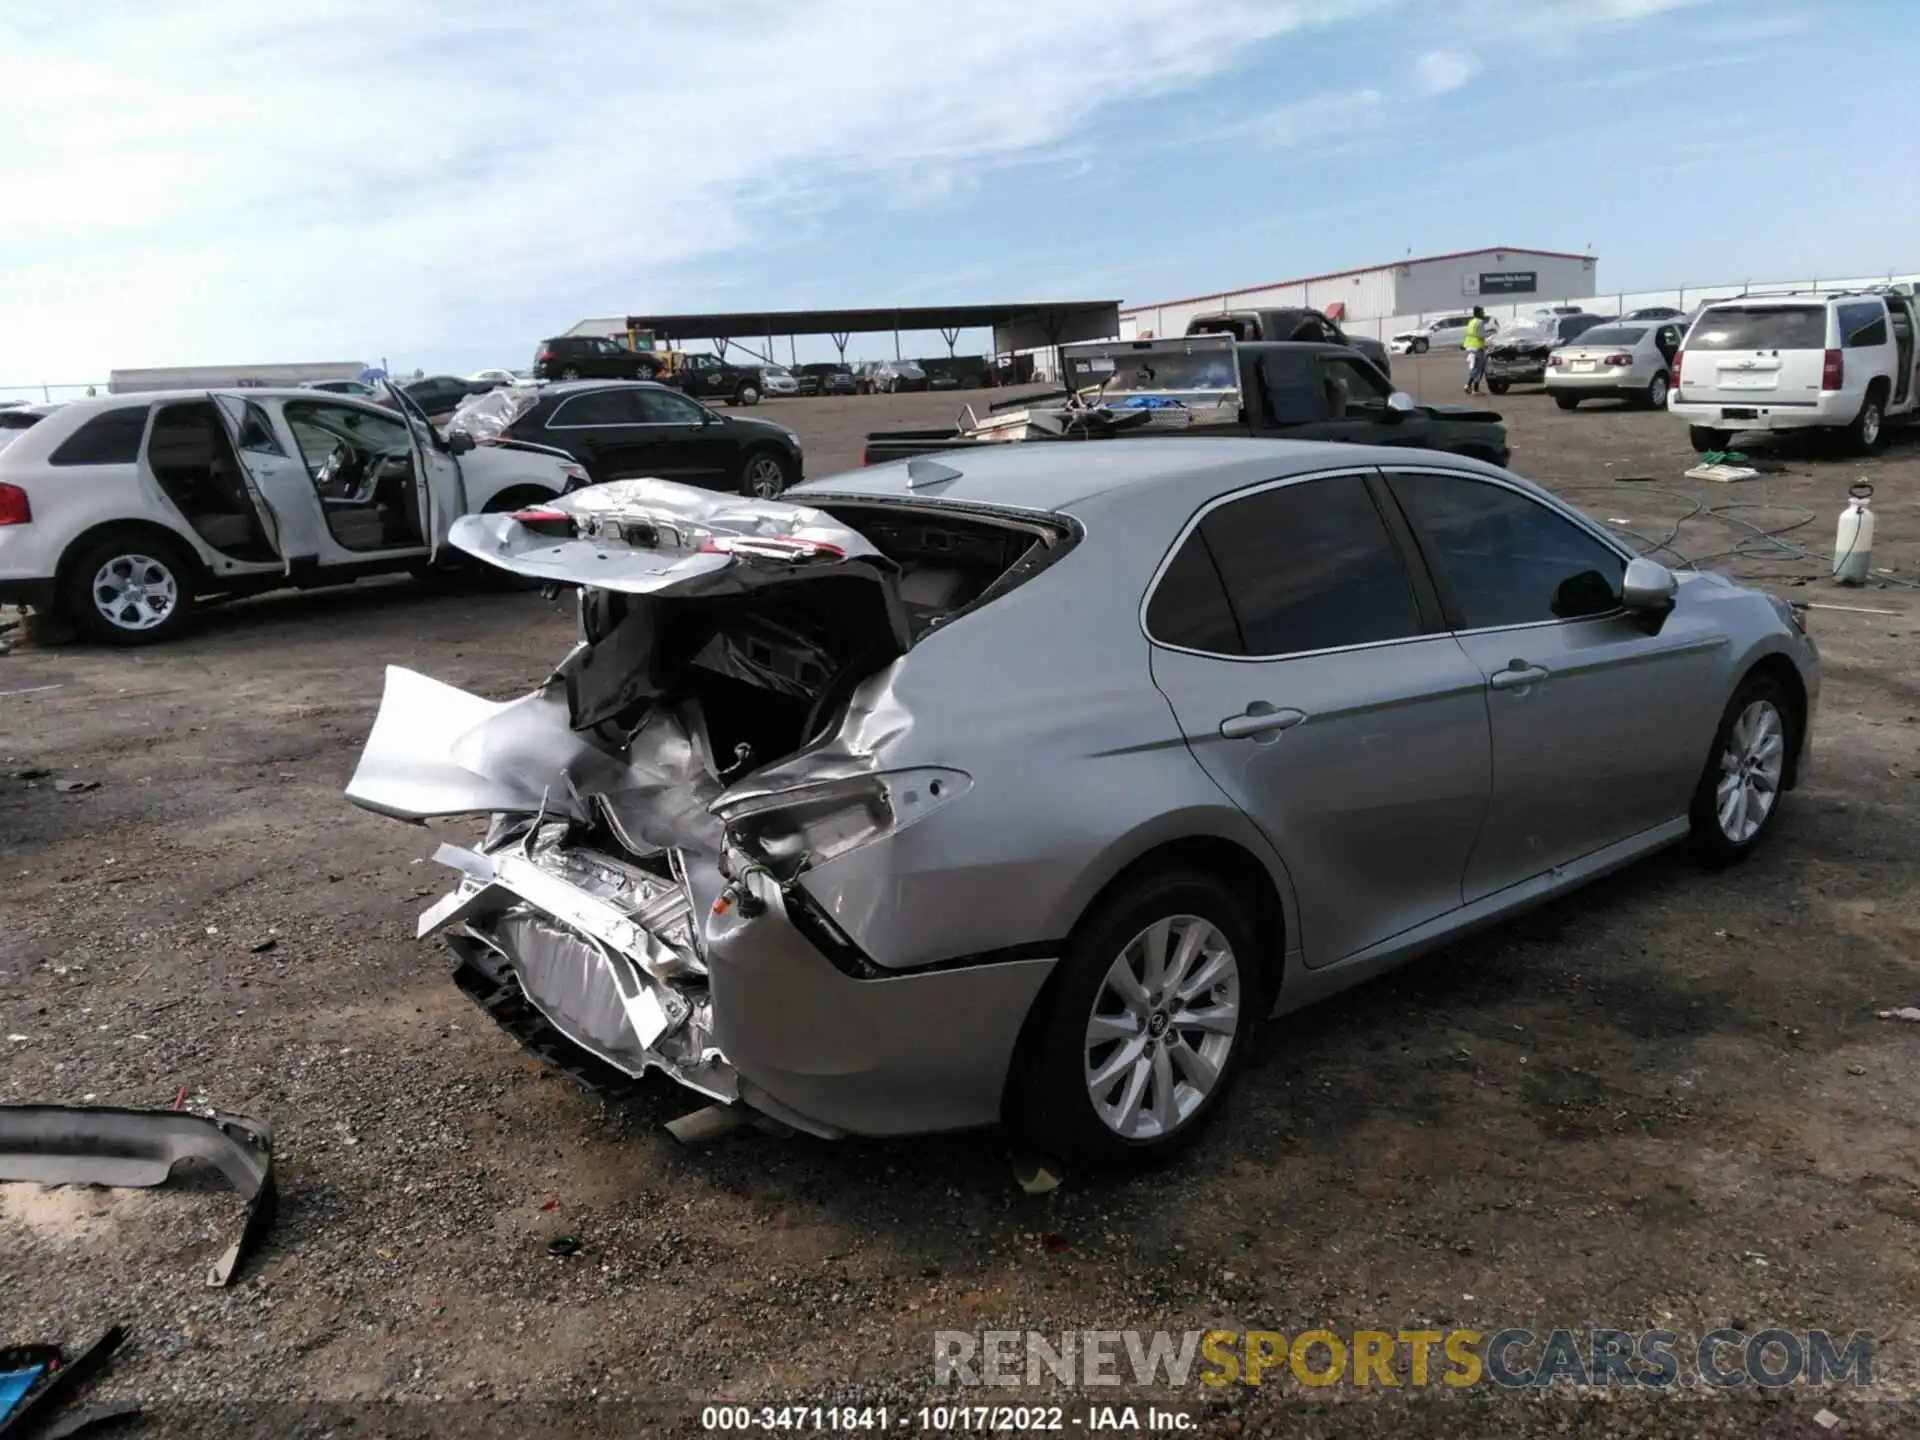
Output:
1 0 1913 382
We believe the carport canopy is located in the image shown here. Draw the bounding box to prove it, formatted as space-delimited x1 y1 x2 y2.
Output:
622 301 1121 364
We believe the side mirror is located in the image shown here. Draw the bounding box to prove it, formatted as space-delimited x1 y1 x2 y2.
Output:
1622 556 1678 617
1384 392 1417 420
446 429 476 456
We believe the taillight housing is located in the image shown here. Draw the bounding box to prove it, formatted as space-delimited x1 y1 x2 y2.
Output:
1546 354 1562 368
713 767 972 884
1603 353 1633 367
1672 350 1684 389
0 483 30 526
859 445 872 467
537 349 555 364
507 506 575 537
1822 348 1844 390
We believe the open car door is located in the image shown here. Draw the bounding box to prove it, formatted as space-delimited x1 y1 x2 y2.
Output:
208 394 296 574
382 382 468 561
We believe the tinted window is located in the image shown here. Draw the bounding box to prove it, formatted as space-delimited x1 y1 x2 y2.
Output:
1688 305 1826 351
1144 530 1243 654
235 402 284 455
1577 326 1648 347
1390 472 1626 629
1839 302 1888 348
1318 355 1391 419
631 388 706 423
547 389 641 427
49 407 150 465
1197 475 1421 657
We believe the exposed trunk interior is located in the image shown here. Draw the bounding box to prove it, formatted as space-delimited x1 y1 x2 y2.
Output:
561 501 1067 781
148 402 277 562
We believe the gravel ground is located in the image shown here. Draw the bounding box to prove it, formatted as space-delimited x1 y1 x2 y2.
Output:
3 363 1919 1436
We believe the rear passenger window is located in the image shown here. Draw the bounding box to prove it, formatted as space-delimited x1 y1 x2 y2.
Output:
1194 475 1421 657
1145 530 1243 654
547 390 639 426
1390 472 1626 629
1840 302 1888 348
48 408 150 466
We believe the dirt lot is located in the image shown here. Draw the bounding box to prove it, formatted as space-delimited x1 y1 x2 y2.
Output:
3 362 1919 1437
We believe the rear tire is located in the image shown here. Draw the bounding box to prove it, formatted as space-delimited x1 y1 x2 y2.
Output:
739 450 793 499
1010 869 1257 1170
1487 378 1512 395
1645 371 1671 409
1689 671 1796 866
1844 389 1886 455
1689 425 1732 453
1554 394 1580 411
559 368 581 380
60 529 198 646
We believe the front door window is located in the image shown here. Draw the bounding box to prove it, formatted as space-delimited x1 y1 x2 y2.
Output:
282 400 422 553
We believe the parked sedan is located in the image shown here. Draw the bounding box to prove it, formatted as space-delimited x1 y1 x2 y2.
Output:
348 440 1817 1165
1484 313 1610 393
1547 321 1684 409
863 360 928 393
396 375 495 424
447 380 802 496
761 366 801 398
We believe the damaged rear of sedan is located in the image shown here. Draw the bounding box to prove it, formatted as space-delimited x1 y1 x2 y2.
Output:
348 440 1817 1166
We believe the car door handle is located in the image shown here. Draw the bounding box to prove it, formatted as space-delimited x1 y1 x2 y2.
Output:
1219 703 1306 739
1489 660 1551 690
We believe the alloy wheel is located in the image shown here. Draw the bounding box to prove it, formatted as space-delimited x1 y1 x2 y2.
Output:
1649 373 1669 407
744 455 786 498
92 553 179 632
1083 915 1240 1141
1715 699 1785 844
1862 403 1882 447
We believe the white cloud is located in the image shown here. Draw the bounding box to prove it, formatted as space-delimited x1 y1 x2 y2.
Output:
1413 50 1478 96
0 0 1382 379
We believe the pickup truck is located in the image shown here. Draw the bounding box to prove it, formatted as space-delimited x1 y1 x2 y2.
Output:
1182 308 1394 380
860 336 1508 467
661 352 770 407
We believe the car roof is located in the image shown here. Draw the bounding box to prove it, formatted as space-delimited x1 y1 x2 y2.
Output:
799 437 1522 521
536 379 676 397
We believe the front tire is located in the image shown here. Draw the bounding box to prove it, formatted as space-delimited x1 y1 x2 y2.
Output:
1690 671 1796 865
1487 378 1512 395
1411 337 1430 354
1689 425 1733 453
60 529 198 645
734 383 761 406
1012 870 1255 1169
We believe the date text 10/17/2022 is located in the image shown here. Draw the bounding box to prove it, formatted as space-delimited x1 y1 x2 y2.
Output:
699 1405 1197 1432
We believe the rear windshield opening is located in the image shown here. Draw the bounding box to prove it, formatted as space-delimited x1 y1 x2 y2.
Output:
1688 306 1826 351
1576 326 1647 347
562 501 1072 784
449 385 539 440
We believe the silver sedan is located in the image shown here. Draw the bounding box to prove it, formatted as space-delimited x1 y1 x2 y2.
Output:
1547 320 1685 409
348 441 1818 1167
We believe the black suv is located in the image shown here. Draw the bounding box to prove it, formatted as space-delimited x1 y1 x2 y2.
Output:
533 335 661 382
449 381 802 498
796 363 858 396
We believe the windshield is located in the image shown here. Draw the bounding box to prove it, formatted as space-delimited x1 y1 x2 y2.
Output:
1575 325 1647 347
1688 305 1826 351
1066 346 1238 396
448 385 540 441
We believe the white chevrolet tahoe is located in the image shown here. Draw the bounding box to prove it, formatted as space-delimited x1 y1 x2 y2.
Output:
1670 289 1920 453
0 386 589 643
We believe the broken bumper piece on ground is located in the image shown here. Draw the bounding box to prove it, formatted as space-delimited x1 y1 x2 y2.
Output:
0 1106 274 1287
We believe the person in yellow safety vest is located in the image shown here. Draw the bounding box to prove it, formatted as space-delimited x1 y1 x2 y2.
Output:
1463 305 1489 395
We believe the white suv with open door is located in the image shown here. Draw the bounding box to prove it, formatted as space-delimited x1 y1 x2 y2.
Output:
0 387 589 644
1670 290 1920 453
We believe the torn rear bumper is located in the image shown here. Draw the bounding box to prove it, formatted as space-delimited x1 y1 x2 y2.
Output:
416 837 1055 1140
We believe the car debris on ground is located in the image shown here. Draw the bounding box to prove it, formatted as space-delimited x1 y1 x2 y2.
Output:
0 1105 275 1287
